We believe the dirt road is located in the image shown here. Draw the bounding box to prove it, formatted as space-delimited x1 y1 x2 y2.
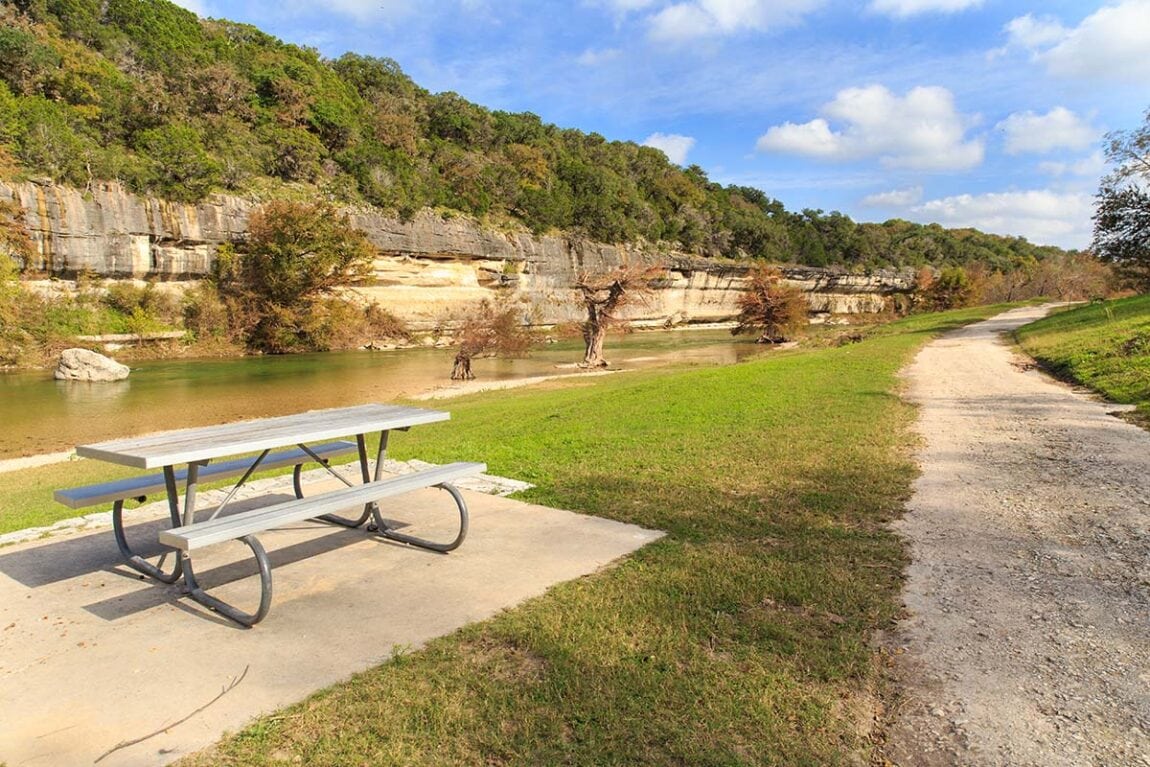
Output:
883 305 1150 766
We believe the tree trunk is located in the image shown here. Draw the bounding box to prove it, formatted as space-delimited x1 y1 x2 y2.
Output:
451 353 474 380
581 322 608 367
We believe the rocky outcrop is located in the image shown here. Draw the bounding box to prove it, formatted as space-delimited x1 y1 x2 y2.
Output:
3 179 248 277
1 179 914 328
54 348 130 381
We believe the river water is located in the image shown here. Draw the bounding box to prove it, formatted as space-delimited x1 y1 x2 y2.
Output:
0 329 767 459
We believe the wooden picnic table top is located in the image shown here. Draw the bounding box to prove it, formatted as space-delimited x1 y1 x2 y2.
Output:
74 404 449 470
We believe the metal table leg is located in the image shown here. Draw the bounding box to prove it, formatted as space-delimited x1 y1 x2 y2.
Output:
110 466 185 582
372 481 470 553
171 460 274 627
181 535 273 628
317 431 386 528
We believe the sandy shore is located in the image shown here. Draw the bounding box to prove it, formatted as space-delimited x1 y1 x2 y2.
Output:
0 450 78 474
410 368 621 400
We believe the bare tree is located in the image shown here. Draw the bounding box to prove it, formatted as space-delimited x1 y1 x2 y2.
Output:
574 263 665 367
731 264 809 343
450 299 535 380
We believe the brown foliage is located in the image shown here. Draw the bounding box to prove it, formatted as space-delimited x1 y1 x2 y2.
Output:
978 253 1112 303
574 262 665 367
450 298 535 380
919 266 975 312
732 264 808 343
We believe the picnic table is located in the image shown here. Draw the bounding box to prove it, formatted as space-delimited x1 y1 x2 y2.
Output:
55 404 485 627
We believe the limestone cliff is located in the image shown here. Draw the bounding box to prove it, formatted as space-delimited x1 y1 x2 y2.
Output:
1 179 913 328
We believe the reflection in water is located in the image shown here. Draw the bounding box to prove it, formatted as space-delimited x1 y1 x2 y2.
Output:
1 329 768 458
55 379 131 404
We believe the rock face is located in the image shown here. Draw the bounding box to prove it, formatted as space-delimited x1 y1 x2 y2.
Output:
2 179 914 328
55 348 131 382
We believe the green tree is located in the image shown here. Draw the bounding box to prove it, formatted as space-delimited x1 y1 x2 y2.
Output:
135 124 220 200
218 200 376 352
922 266 975 311
13 96 91 184
1093 107 1150 290
0 25 61 95
0 80 19 145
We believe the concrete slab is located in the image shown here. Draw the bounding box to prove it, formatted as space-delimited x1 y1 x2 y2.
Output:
0 478 662 766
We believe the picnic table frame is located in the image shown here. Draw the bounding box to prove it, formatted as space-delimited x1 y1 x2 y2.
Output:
69 403 474 626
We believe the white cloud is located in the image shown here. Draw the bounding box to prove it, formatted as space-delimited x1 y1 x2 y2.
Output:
869 0 982 19
589 0 659 11
577 48 622 66
997 107 1098 155
169 0 208 15
648 0 825 41
756 84 984 171
1038 151 1107 178
643 132 696 164
1003 14 1068 48
912 190 1094 248
757 118 839 157
861 186 923 207
1005 2 1150 83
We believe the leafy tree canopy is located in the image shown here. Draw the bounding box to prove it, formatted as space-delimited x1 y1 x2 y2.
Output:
1093 107 1150 290
214 200 376 352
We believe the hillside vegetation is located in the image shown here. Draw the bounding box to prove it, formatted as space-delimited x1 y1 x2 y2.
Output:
1015 295 1150 425
0 0 1077 273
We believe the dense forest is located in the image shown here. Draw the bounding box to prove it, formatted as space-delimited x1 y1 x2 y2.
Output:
0 0 1076 272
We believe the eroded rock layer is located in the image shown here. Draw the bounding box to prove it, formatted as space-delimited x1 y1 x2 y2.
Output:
2 179 913 327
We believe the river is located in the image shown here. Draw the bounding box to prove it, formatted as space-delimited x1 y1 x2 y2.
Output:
0 329 768 459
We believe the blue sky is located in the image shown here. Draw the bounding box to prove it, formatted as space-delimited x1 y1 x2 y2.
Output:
177 0 1150 249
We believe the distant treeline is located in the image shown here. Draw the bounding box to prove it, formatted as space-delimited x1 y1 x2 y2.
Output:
0 0 1075 272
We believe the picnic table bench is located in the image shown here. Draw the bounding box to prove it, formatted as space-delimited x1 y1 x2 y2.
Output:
56 404 486 627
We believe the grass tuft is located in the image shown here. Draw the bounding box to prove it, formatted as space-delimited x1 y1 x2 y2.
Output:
1015 294 1150 425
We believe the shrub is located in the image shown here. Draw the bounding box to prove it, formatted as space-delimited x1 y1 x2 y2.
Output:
212 200 378 353
102 281 180 324
731 264 809 343
920 266 975 311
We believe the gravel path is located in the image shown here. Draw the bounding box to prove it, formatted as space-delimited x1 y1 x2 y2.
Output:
883 305 1150 767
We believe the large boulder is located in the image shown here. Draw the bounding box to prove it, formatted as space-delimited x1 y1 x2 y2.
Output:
55 348 130 382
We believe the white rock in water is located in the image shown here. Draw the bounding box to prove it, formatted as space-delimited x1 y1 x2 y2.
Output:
55 348 130 382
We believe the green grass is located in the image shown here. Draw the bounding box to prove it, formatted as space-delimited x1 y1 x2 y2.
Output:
1015 294 1150 425
0 304 1003 765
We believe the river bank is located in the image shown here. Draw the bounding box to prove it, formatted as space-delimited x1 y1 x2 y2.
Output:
2 325 779 461
0 366 625 474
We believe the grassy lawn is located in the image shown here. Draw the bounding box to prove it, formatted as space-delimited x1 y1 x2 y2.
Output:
0 305 1002 765
1015 294 1150 425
